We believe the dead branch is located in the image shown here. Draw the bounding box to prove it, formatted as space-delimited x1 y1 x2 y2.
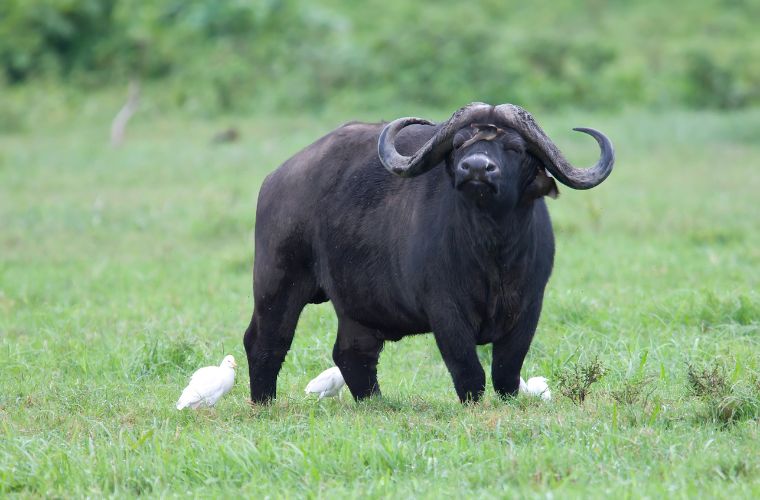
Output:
110 80 140 147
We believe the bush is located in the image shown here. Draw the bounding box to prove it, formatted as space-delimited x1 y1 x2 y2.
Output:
682 46 760 109
1 0 759 112
556 355 608 404
686 360 760 425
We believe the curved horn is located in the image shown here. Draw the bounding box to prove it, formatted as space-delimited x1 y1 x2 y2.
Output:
378 102 492 177
494 104 614 189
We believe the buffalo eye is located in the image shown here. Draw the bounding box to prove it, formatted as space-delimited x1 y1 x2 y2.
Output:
452 131 472 149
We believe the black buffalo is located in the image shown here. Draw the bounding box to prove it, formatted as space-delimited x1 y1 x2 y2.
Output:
244 102 614 403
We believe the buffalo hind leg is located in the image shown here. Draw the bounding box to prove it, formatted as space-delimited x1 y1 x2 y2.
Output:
431 321 485 403
492 299 542 398
244 281 313 404
332 316 383 400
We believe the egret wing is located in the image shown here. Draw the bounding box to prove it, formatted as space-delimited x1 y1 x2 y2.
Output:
186 367 225 401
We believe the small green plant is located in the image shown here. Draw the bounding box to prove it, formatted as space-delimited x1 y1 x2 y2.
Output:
686 361 760 424
556 356 608 404
711 392 759 424
611 375 655 406
687 361 729 399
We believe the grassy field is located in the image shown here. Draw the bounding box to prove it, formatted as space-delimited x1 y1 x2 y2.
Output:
1 102 759 497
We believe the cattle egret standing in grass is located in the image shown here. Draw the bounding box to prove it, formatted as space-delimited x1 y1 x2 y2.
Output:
176 355 237 409
522 376 551 401
305 367 345 400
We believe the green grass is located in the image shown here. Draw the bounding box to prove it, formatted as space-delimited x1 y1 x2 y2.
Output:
1 101 759 498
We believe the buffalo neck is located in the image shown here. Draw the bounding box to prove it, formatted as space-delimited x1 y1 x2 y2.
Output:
440 187 537 273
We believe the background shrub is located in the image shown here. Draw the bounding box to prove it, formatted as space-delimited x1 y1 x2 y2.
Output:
2 0 759 113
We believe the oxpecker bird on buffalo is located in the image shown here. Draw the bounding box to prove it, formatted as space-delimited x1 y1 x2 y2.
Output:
244 102 614 404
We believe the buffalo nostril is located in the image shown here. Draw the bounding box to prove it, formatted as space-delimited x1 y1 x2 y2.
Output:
460 157 498 175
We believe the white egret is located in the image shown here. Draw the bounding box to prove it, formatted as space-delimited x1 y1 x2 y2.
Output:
176 355 237 409
305 366 345 400
525 376 552 401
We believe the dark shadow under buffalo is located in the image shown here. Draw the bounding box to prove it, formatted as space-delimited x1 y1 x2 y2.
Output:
244 102 614 403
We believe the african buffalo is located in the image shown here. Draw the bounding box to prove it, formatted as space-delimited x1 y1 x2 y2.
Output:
244 102 614 403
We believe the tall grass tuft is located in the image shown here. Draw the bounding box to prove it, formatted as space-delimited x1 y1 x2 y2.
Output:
556 356 607 405
129 339 207 380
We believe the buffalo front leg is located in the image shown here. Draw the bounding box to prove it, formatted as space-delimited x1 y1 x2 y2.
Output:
492 299 542 398
431 322 485 403
332 316 383 400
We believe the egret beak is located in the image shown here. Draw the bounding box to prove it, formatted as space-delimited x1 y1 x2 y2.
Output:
231 360 238 369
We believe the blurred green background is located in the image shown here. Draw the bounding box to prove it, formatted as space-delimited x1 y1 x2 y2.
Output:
1 0 759 124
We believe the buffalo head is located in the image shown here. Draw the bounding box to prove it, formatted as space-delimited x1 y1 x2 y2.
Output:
377 102 615 208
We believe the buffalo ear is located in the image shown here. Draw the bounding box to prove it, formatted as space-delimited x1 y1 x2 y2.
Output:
524 168 559 201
